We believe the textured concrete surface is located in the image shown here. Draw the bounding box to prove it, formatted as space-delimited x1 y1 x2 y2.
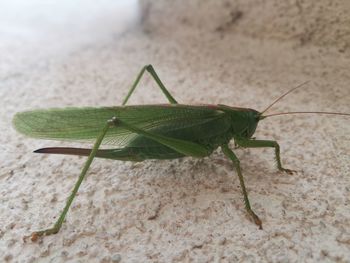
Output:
141 0 350 51
1 1 350 262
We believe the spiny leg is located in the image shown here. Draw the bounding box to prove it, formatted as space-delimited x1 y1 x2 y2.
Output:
221 144 262 229
234 137 295 174
29 118 117 241
122 64 178 105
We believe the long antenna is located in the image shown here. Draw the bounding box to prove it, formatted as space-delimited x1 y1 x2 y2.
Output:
262 111 350 118
260 81 310 115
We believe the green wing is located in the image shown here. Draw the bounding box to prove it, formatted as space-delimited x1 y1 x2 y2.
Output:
13 105 231 147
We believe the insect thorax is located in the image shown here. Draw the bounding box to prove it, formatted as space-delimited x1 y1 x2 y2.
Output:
218 105 260 139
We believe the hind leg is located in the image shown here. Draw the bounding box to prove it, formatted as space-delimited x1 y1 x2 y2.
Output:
28 118 117 241
122 65 178 105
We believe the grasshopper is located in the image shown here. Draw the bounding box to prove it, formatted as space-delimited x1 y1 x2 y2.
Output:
13 65 350 241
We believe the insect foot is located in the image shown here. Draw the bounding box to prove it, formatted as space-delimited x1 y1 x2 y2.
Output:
280 168 296 175
249 210 263 230
23 227 58 242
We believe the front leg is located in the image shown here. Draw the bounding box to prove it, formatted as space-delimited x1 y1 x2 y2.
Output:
234 137 295 174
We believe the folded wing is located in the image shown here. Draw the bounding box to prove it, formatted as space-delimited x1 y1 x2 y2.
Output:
13 105 230 147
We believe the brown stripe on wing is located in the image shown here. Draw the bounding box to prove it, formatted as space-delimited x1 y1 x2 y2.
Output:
34 147 91 156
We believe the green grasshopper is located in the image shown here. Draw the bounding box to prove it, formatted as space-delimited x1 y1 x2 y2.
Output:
13 65 350 241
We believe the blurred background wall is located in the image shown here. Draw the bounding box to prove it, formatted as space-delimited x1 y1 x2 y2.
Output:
141 0 350 52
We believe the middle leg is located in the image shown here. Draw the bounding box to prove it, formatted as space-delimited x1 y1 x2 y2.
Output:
221 144 262 229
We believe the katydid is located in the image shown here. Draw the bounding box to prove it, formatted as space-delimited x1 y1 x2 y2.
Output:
13 65 350 241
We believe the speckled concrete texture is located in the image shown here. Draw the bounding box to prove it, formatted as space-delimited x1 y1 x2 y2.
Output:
141 0 350 51
1 1 350 262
